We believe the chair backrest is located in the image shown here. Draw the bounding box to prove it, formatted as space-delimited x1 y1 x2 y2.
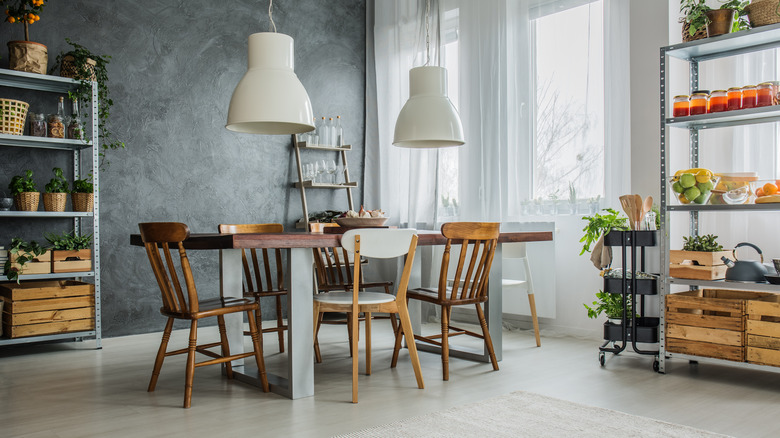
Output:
502 242 527 259
310 223 355 289
341 229 418 301
139 222 200 314
218 223 284 293
438 222 500 301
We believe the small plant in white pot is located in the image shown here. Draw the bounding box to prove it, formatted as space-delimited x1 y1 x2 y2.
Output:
584 290 632 325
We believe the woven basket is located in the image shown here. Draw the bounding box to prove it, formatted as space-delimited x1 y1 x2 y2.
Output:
15 192 40 211
60 55 97 81
746 0 780 27
71 192 93 212
682 21 708 42
0 98 29 135
43 192 67 212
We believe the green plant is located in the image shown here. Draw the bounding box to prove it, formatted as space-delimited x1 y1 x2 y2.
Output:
682 234 724 251
307 210 344 223
719 0 750 32
579 208 628 255
44 167 68 193
584 290 632 320
3 237 46 283
8 169 37 196
680 0 712 36
71 175 93 193
45 230 92 250
2 0 45 41
51 38 124 170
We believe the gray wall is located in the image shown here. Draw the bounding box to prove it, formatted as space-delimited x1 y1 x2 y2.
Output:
0 0 367 337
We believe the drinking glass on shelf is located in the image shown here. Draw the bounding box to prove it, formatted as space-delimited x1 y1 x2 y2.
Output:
315 160 325 183
303 163 315 182
325 160 337 184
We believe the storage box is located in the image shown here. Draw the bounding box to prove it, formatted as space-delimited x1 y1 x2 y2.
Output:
7 249 52 276
51 249 91 273
669 250 731 280
746 294 780 367
0 280 95 338
665 289 772 362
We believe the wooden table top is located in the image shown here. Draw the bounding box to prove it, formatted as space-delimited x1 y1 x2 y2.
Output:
130 229 553 250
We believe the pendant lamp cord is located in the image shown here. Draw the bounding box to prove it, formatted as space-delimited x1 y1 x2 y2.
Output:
424 0 431 66
268 0 277 33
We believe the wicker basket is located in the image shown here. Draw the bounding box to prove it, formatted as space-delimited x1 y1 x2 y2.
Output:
43 192 67 212
15 192 40 211
682 21 708 42
71 192 93 212
0 98 29 135
746 0 780 27
59 55 97 81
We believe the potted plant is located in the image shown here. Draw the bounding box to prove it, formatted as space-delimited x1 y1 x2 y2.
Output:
579 208 628 256
8 169 39 211
706 1 750 37
43 167 68 212
45 230 92 273
71 174 93 212
3 237 49 282
680 0 712 42
3 0 47 74
669 234 731 280
584 290 632 325
51 39 125 169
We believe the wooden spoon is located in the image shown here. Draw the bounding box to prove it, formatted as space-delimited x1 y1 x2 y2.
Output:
643 196 653 220
619 195 635 229
634 194 643 229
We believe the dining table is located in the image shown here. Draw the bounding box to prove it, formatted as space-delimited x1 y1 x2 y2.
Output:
130 228 553 399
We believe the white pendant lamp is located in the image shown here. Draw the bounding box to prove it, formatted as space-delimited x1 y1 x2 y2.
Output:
393 0 464 148
226 1 314 135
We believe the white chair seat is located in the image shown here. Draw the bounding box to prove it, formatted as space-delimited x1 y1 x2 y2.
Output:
502 278 526 287
314 291 396 305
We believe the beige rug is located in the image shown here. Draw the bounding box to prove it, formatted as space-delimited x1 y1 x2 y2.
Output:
334 391 731 438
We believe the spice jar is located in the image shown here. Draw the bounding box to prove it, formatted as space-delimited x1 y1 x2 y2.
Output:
28 112 46 137
689 93 708 115
727 87 742 111
757 82 774 107
742 85 757 109
672 95 690 117
47 114 65 138
709 90 728 113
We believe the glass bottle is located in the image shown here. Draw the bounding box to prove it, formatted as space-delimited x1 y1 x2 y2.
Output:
316 116 327 146
327 117 335 146
672 95 689 117
757 82 774 107
47 97 65 138
709 90 727 113
742 85 757 109
68 98 83 140
334 115 344 147
727 87 742 111
689 93 708 115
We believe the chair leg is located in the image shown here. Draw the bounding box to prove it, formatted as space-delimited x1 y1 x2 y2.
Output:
528 293 541 347
254 305 265 352
276 295 285 353
398 304 424 389
217 315 233 379
314 310 324 363
347 312 354 357
475 303 499 371
183 320 198 409
391 320 403 368
247 309 270 392
148 317 174 392
384 284 398 333
351 309 359 403
365 311 372 376
441 305 450 381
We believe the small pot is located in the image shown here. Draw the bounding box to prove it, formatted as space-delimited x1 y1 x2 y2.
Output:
43 192 67 212
7 41 48 74
15 192 40 211
0 197 13 211
71 192 94 212
706 9 736 37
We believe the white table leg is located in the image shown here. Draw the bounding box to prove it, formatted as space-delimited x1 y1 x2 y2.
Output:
283 247 315 399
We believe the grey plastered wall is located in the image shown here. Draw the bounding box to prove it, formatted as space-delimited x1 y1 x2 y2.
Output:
0 0 366 337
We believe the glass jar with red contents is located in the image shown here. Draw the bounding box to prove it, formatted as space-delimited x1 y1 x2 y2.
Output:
727 87 742 111
757 82 774 107
709 90 728 112
689 93 708 115
742 85 757 109
672 95 689 117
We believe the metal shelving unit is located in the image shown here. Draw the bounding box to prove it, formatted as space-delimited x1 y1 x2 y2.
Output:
0 68 101 348
659 26 780 374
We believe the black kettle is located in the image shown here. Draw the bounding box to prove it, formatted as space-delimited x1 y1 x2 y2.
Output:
721 242 768 283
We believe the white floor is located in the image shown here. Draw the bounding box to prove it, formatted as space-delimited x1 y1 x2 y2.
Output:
1 321 779 438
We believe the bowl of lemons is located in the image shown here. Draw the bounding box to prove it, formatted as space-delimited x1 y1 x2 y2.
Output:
669 168 719 205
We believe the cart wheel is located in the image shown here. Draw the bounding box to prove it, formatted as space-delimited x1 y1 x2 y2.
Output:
599 352 605 366
653 360 660 373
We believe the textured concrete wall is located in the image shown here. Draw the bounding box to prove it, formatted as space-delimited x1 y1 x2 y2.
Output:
0 0 366 337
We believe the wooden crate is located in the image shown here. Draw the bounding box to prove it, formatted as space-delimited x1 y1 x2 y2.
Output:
669 250 730 280
51 249 91 273
0 280 95 338
7 249 52 276
666 289 772 362
746 294 780 367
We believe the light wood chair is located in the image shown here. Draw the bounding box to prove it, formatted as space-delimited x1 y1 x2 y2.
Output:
313 228 424 403
394 222 500 381
502 242 541 347
139 222 268 408
218 223 287 353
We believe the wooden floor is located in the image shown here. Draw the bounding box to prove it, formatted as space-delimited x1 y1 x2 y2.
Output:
1 321 779 438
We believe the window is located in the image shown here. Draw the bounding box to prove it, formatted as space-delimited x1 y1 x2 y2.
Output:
438 7 461 218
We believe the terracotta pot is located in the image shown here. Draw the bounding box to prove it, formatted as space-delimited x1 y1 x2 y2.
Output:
7 41 48 75
706 9 736 38
71 192 93 212
43 192 67 212
14 192 40 211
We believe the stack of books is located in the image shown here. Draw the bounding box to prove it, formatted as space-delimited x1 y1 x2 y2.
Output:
0 246 7 270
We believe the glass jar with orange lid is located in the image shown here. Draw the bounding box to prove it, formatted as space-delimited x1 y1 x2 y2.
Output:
757 82 774 107
742 85 757 109
709 90 728 112
727 87 742 111
672 95 689 117
689 93 708 115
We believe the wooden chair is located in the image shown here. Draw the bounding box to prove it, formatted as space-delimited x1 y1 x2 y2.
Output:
139 222 269 408
218 223 287 353
394 222 500 381
313 228 424 403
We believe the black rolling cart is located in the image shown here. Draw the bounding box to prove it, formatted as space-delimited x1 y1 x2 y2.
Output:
599 230 660 371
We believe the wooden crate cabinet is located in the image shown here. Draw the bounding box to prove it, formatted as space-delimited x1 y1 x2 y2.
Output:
746 295 780 367
1 280 95 338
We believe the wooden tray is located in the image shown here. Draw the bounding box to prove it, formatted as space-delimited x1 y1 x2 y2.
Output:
334 217 389 227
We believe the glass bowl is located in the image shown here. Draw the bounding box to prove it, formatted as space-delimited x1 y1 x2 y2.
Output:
668 174 720 205
710 172 757 205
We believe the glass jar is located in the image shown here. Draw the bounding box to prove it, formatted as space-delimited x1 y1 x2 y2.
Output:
47 114 64 138
709 90 728 113
727 87 742 111
742 85 757 109
689 93 708 115
757 82 774 107
770 81 780 105
28 112 46 137
672 95 689 117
